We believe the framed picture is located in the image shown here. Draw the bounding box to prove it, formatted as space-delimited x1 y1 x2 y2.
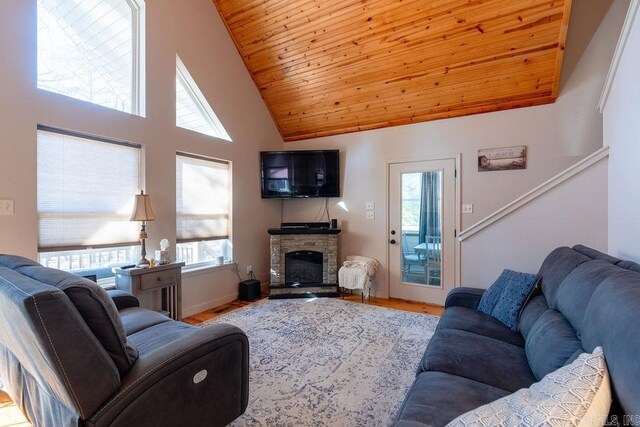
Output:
478 146 527 172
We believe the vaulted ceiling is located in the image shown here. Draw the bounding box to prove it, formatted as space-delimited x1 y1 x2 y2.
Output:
213 0 572 141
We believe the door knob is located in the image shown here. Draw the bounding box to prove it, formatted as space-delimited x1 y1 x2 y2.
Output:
389 239 396 244
391 230 396 235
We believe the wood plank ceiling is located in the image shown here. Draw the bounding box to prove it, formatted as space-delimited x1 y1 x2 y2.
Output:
213 0 572 141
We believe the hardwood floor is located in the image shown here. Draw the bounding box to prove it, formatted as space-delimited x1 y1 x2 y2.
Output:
183 296 267 325
0 293 442 426
0 390 30 427
183 292 444 325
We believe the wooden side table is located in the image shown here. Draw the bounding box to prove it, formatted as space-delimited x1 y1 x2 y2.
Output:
114 262 185 320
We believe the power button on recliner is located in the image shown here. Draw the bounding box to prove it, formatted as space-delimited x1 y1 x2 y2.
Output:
193 370 208 384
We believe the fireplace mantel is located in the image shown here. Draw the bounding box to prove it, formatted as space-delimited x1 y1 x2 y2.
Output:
268 228 341 235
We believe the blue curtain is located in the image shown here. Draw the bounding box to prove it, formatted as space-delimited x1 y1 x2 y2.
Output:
418 172 441 244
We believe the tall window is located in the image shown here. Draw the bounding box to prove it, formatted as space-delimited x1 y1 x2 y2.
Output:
176 55 231 141
176 153 231 266
37 126 142 278
37 0 145 115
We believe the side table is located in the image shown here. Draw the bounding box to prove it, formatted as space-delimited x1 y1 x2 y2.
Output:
114 262 185 320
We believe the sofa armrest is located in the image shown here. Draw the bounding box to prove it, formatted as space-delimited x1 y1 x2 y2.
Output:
444 287 486 309
107 289 139 310
88 323 249 427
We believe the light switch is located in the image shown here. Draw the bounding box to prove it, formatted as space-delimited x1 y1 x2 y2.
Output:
462 204 473 214
366 211 375 220
0 199 14 216
366 201 375 210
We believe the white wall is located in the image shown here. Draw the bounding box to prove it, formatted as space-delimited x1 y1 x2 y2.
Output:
0 0 283 316
282 2 626 298
604 2 640 262
461 158 608 287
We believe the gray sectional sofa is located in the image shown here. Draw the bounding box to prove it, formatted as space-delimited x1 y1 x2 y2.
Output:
0 255 249 427
394 245 640 426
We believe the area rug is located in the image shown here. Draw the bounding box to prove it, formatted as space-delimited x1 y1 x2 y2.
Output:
200 298 440 426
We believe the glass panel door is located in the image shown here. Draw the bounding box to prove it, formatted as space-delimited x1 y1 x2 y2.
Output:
389 158 455 305
400 171 442 287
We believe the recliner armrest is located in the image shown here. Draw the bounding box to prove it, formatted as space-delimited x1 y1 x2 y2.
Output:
88 323 249 427
444 287 486 309
107 289 140 310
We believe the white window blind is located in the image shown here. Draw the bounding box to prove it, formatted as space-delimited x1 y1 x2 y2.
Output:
37 127 141 251
176 153 230 243
37 0 144 114
176 55 231 141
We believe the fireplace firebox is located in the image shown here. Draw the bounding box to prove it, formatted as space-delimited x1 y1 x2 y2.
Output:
285 251 323 284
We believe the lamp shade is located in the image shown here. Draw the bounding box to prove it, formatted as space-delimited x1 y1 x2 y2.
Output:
130 190 156 221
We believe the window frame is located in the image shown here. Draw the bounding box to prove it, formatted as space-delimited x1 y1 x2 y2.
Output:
36 0 147 116
175 55 231 141
36 125 145 277
129 0 146 116
175 151 233 268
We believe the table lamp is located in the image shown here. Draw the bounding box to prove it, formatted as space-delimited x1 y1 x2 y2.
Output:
131 190 156 266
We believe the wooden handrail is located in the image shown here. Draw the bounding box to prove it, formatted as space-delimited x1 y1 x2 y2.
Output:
598 0 639 113
458 146 609 241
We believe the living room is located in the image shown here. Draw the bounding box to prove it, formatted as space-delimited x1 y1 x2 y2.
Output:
1 0 639 426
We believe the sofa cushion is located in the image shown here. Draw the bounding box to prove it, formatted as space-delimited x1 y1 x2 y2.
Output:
572 244 621 264
518 295 548 340
447 347 611 427
418 329 536 392
615 260 640 272
437 306 524 347
0 255 139 376
0 254 40 270
444 287 485 309
119 307 172 336
537 247 591 309
394 372 511 427
555 260 622 338
525 309 583 380
477 269 538 331
581 270 640 417
128 320 197 356
107 289 139 311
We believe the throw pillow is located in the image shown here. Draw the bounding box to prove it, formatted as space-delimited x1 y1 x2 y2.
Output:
477 269 538 331
446 346 611 427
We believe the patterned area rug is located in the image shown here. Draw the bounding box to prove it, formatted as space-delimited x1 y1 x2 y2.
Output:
200 298 439 426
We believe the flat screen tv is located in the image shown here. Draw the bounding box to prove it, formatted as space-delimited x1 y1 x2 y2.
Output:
260 150 340 198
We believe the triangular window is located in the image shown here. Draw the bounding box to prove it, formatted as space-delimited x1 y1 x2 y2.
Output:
176 55 231 141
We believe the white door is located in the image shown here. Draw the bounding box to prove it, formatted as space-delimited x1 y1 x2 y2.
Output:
388 159 456 305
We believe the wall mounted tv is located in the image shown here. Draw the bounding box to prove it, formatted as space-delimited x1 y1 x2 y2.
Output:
260 150 340 198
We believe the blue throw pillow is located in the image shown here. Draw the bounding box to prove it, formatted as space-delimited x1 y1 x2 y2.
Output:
478 269 538 331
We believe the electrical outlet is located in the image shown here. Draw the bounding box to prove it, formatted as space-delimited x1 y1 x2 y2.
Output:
0 199 14 216
462 204 473 214
366 201 375 210
246 265 253 275
366 211 375 220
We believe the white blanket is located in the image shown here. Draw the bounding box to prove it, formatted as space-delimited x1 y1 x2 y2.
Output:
338 256 379 298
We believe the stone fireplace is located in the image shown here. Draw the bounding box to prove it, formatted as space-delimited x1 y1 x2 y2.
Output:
268 229 340 298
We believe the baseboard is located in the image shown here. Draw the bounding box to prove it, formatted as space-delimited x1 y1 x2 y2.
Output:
182 292 237 318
